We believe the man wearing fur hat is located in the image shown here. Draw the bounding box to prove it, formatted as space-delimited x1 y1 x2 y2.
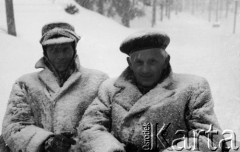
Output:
1 22 108 152
78 31 225 152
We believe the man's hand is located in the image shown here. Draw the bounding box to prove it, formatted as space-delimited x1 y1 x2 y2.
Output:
44 133 76 152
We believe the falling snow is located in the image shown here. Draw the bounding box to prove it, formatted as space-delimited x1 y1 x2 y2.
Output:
0 0 239 140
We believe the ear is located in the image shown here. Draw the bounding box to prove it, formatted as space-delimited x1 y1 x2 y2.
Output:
42 46 48 57
127 57 132 69
164 55 170 69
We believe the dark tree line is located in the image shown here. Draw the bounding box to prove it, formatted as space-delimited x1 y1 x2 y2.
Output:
75 0 238 28
4 0 238 34
75 0 144 27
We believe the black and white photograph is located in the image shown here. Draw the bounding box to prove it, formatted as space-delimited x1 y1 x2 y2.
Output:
0 0 240 151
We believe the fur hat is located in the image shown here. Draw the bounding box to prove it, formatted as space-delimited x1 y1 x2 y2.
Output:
40 22 80 47
120 30 170 55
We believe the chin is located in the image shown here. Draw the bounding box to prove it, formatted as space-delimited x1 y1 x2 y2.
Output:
139 82 155 88
56 68 67 72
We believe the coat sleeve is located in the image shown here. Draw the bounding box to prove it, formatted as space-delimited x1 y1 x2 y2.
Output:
78 80 125 152
170 78 224 152
2 80 53 152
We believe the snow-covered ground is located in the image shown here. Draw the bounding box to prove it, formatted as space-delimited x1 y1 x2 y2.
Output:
131 8 240 140
0 0 132 133
0 0 240 141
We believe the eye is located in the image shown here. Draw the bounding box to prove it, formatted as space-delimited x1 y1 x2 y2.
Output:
63 48 68 52
134 60 143 66
60 46 70 53
48 48 57 54
149 59 157 65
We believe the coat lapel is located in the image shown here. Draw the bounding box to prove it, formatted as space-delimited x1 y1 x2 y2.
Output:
114 67 175 121
36 58 60 95
35 56 82 102
53 71 81 102
114 68 143 111
125 75 175 119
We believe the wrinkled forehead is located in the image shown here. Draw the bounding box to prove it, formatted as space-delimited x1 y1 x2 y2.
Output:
129 48 167 61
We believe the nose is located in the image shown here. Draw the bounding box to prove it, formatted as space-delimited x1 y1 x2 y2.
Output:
56 55 64 61
141 64 150 74
56 51 66 59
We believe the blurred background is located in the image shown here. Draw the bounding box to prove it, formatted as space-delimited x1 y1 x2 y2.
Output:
0 0 240 141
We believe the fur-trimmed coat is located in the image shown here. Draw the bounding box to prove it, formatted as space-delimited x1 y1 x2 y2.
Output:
1 56 108 152
78 67 223 152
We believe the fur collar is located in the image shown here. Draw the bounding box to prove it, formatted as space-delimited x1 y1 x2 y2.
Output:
114 67 175 120
34 55 81 71
114 66 173 90
34 56 82 101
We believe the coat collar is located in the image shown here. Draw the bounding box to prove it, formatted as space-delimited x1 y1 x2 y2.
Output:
35 55 81 70
114 67 175 120
35 55 82 101
114 67 173 90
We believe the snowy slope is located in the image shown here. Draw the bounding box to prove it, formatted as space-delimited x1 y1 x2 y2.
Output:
0 33 42 131
1 0 240 141
0 0 133 132
132 11 240 139
162 14 240 138
1 0 133 75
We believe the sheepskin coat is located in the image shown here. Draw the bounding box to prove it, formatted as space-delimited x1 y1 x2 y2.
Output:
1 56 108 152
78 67 223 152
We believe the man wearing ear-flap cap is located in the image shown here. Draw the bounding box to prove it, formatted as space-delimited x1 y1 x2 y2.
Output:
1 22 108 152
78 30 225 152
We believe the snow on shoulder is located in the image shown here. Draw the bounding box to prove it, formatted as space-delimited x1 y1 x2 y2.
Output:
0 0 134 132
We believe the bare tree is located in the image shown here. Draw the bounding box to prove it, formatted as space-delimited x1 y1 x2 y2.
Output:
168 0 172 19
5 0 16 36
121 0 131 27
175 0 178 15
215 0 219 23
97 0 104 15
191 0 195 14
159 1 164 21
165 0 171 19
219 0 223 18
165 0 168 16
152 0 157 27
233 0 238 33
208 0 212 22
225 0 230 18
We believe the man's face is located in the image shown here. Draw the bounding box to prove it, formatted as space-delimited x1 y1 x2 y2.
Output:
45 43 74 72
127 48 167 87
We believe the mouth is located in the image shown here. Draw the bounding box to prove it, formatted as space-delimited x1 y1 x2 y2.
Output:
139 74 152 79
56 59 69 64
